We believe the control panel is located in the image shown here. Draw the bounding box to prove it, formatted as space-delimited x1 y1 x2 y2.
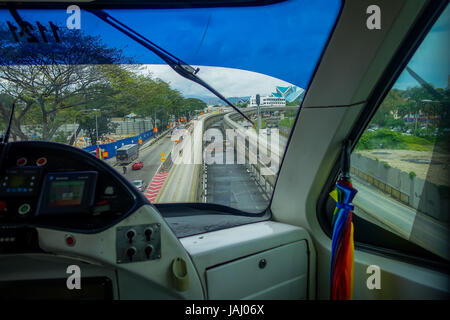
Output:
0 166 43 196
0 141 143 231
116 224 161 264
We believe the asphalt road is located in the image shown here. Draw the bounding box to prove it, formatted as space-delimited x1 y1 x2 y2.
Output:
205 120 269 213
119 135 174 188
352 176 449 260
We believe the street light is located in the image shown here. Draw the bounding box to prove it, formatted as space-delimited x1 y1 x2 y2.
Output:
256 94 261 133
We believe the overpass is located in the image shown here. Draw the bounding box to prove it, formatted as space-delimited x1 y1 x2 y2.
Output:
155 110 278 212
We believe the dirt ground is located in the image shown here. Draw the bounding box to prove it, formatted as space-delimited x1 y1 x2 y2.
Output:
356 149 450 186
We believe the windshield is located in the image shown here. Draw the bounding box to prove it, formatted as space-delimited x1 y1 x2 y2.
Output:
0 0 341 213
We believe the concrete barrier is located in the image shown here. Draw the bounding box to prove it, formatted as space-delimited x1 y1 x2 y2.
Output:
351 153 449 222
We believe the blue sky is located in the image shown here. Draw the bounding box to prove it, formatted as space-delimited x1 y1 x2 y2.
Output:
0 0 341 95
394 4 449 90
1 1 448 97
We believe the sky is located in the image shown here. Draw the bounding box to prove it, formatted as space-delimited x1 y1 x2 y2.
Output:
140 65 297 98
0 0 341 97
394 4 449 90
1 1 447 98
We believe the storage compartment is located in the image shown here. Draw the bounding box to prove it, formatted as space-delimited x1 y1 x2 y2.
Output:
206 240 308 300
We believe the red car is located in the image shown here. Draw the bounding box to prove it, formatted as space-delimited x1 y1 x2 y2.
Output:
131 160 144 170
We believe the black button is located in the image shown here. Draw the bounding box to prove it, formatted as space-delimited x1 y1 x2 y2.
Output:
259 259 267 269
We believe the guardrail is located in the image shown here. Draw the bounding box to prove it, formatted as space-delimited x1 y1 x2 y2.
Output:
222 112 280 198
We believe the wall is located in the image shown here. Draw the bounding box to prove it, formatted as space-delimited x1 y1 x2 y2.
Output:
351 153 449 222
83 129 154 159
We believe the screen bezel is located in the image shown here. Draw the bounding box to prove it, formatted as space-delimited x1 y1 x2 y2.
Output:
37 171 98 215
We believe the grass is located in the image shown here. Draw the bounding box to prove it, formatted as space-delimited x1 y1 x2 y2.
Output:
253 119 267 133
279 118 295 128
355 129 434 151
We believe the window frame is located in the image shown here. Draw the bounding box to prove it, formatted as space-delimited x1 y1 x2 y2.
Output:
316 0 450 273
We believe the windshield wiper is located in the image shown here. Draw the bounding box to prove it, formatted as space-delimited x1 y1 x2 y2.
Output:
87 9 253 125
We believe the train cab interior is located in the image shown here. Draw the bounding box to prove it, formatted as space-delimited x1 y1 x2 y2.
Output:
0 0 448 301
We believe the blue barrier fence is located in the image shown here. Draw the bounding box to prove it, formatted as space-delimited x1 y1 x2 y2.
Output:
83 129 155 159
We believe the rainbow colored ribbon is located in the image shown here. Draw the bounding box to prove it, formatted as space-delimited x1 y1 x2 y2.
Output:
330 179 357 300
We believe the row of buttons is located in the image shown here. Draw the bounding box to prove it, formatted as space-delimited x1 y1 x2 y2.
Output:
16 157 47 167
5 188 33 193
4 176 36 180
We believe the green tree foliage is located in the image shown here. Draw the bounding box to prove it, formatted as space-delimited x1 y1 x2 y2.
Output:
0 24 128 141
0 23 208 145
355 129 434 151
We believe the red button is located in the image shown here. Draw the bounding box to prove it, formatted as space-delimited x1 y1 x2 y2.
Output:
65 235 75 246
0 201 6 212
16 157 27 166
36 157 47 166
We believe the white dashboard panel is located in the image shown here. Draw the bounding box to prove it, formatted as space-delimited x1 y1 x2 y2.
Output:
206 240 308 300
36 204 204 299
180 221 315 299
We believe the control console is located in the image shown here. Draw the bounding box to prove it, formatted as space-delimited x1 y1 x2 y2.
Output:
116 224 161 263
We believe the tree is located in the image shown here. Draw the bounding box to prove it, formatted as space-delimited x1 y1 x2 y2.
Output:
0 23 129 141
370 89 405 127
77 112 119 145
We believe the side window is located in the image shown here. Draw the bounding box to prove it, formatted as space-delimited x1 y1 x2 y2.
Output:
330 5 449 261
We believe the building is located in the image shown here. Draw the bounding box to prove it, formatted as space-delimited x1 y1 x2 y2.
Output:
249 95 286 107
249 85 305 107
271 85 305 103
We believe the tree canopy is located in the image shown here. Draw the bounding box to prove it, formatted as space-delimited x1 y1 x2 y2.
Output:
0 23 207 145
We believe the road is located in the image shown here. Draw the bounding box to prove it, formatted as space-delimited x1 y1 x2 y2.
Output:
352 176 449 260
157 118 203 203
120 134 174 193
204 119 269 213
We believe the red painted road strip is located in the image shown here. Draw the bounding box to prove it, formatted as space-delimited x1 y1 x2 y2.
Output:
145 172 169 203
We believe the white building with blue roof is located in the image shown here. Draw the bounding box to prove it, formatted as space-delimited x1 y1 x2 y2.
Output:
249 85 304 107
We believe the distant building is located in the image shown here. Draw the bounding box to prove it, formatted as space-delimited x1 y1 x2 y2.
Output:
249 85 304 107
249 95 286 107
272 85 305 103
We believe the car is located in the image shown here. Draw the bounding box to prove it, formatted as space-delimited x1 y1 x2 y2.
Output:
131 160 144 170
132 179 147 192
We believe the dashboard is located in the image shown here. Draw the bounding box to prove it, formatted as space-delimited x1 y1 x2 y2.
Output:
0 141 313 300
0 141 203 299
0 141 147 235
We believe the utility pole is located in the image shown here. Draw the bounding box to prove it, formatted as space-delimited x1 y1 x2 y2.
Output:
95 111 99 148
256 94 261 133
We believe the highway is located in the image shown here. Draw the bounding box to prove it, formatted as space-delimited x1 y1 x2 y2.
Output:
352 176 449 260
119 133 174 200
204 120 270 213
155 114 272 212
157 119 203 203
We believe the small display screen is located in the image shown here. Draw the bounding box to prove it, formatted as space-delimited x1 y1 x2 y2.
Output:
8 175 32 188
48 180 86 206
37 171 97 215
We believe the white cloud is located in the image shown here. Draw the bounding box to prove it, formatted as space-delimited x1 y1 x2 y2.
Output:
138 64 299 98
